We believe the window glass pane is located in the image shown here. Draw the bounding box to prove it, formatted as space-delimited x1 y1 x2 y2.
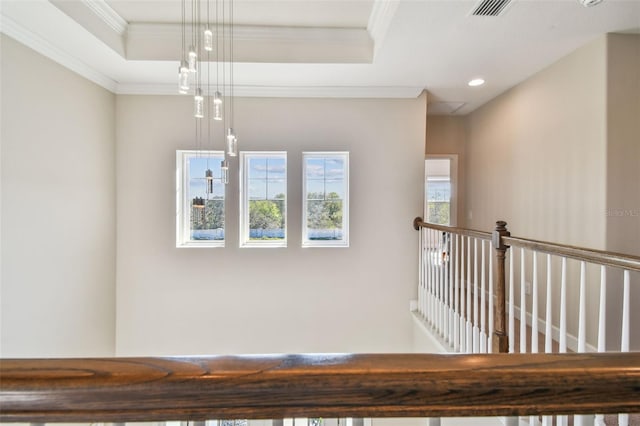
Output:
306 179 325 198
267 179 286 200
267 157 286 178
188 155 225 241
248 157 267 179
248 179 267 200
241 152 287 247
303 152 348 247
305 158 325 179
325 158 344 178
325 179 345 199
177 151 225 247
425 157 452 226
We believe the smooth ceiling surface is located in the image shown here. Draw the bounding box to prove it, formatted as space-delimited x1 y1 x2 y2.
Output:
1 0 639 114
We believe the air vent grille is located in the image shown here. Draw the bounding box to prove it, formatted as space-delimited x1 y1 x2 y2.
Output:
471 0 512 16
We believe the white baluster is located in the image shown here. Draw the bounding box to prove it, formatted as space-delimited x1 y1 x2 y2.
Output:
480 240 487 353
430 230 436 326
449 233 455 345
578 261 586 353
619 270 630 426
542 256 553 426
509 249 515 354
440 233 446 338
460 235 466 353
559 257 567 353
473 238 479 353
418 228 424 315
598 265 607 352
531 252 539 354
595 265 607 426
488 241 494 353
467 236 472 353
454 234 460 352
423 229 428 318
424 229 429 320
545 254 553 353
520 248 527 354
436 231 442 334
622 269 630 352
424 229 429 321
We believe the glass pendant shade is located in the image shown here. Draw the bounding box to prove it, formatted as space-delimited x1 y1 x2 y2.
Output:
204 28 213 52
221 160 229 184
226 128 238 157
188 47 197 72
213 92 223 120
194 89 204 118
178 61 190 93
206 169 214 194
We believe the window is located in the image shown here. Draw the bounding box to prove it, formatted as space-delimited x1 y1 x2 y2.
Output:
240 151 287 247
302 152 349 247
176 150 225 247
425 156 457 226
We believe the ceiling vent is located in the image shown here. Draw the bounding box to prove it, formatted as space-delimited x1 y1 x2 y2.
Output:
471 0 512 16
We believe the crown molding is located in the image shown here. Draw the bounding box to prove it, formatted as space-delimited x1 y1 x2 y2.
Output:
116 83 424 99
367 0 400 58
81 0 128 35
0 13 118 93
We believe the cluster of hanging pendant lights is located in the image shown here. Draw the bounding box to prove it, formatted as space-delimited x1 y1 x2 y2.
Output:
179 0 237 185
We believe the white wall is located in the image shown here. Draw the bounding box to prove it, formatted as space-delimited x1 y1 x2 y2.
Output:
115 95 426 355
0 35 116 357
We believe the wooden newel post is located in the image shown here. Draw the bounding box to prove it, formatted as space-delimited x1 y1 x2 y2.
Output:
492 220 510 353
413 216 423 231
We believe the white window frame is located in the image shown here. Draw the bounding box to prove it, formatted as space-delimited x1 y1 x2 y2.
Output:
425 155 458 227
176 150 225 248
239 151 287 248
302 151 349 248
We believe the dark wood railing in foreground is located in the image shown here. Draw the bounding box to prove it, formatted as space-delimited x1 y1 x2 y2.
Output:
1 353 640 422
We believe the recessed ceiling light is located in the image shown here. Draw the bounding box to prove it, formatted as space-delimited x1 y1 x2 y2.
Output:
468 78 485 87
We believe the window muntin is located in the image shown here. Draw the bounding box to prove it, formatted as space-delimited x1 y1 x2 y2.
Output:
302 152 349 247
176 150 225 247
240 151 287 247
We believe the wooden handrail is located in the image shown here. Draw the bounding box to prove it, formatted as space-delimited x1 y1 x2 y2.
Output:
1 353 639 422
413 217 640 272
413 216 640 272
502 236 640 272
413 217 492 241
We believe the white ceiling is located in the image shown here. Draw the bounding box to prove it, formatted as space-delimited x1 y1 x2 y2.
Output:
1 0 639 115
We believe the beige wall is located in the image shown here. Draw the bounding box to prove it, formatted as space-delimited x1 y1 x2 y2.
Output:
604 34 640 350
425 115 467 227
0 35 116 357
465 36 608 248
606 34 640 256
115 95 426 355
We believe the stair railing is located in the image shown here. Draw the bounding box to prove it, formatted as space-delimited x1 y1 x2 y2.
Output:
413 217 640 426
